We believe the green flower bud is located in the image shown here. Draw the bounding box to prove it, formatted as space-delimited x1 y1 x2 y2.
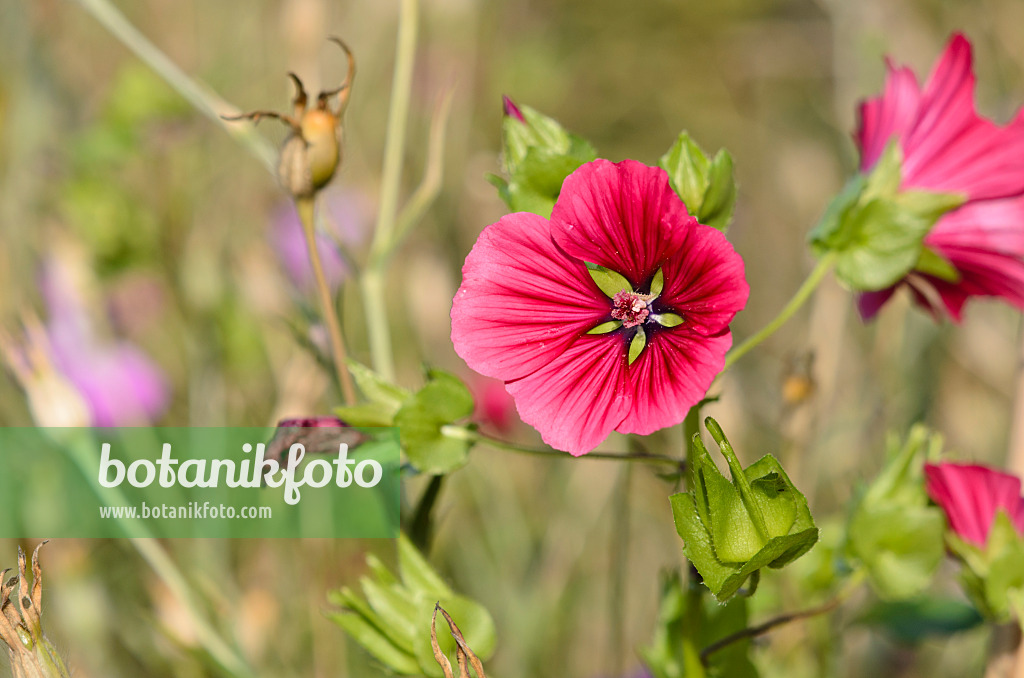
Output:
671 418 818 601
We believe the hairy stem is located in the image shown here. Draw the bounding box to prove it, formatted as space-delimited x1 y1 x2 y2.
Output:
723 252 837 372
296 197 356 405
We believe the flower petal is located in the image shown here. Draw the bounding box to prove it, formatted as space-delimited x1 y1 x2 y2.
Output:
505 335 631 455
857 287 898 321
901 34 1024 201
925 463 1024 545
550 159 697 287
615 329 732 436
658 222 749 335
857 61 921 171
451 212 609 382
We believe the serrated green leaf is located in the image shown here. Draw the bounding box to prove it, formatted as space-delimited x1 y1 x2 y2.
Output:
587 320 623 335
628 326 647 365
586 262 633 297
660 132 710 213
699 149 737 232
395 370 476 474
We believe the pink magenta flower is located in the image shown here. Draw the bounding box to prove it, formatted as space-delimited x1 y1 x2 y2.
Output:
855 34 1024 321
450 159 748 455
924 462 1024 547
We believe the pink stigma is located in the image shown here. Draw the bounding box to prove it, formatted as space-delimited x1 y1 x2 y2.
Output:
611 290 650 328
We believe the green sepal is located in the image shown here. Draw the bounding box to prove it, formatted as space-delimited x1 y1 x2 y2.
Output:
394 369 475 474
672 419 818 602
809 143 966 291
915 247 961 283
498 102 597 217
328 535 497 677
947 511 1024 622
659 132 737 232
650 268 665 297
588 320 623 335
586 262 632 298
846 426 946 600
655 313 684 328
628 326 647 365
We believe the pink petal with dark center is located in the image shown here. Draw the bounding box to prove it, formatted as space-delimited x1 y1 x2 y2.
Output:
505 335 632 455
549 159 697 288
658 221 749 334
616 329 732 436
451 211 609 383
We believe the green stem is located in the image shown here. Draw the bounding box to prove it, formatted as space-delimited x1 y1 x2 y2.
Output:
722 252 836 372
362 0 420 381
73 0 276 173
699 569 865 665
296 197 356 405
443 426 685 469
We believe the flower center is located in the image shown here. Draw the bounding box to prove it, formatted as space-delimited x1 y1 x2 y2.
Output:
611 290 651 328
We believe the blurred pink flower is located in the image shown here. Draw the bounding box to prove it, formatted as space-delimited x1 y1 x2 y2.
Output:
855 34 1024 321
38 256 168 427
271 189 369 293
451 159 748 455
924 462 1024 546
469 376 517 434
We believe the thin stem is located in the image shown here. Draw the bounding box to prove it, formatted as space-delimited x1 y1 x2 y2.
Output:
443 426 686 469
362 0 420 381
73 0 276 173
699 569 864 665
723 252 837 372
296 197 356 405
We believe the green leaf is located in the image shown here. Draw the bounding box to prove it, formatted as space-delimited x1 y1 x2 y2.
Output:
361 576 420 652
395 369 476 474
587 320 623 335
660 132 711 214
857 596 984 643
348 359 411 413
628 326 647 365
699 149 737 232
586 262 633 297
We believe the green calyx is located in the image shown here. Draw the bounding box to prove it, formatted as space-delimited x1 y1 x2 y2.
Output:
671 417 818 601
808 142 966 291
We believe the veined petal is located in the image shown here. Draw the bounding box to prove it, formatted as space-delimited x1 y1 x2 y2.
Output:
658 222 749 335
550 159 697 288
925 463 1024 545
927 197 1024 257
615 329 732 436
505 335 631 455
857 61 921 171
451 212 609 382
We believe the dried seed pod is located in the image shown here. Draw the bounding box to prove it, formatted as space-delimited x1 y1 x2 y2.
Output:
225 37 355 198
0 543 71 678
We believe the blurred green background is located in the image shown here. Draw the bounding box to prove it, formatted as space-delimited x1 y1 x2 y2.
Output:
2 0 1023 676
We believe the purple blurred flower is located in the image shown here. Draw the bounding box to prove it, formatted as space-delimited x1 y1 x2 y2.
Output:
37 253 169 427
271 188 370 293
